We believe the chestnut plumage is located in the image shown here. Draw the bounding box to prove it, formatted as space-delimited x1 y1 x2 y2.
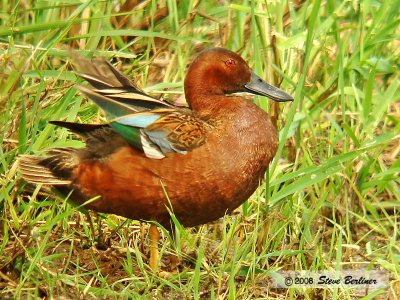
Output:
19 48 293 228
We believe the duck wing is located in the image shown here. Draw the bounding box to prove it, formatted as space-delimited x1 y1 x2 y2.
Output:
77 86 208 159
112 108 210 159
67 57 210 159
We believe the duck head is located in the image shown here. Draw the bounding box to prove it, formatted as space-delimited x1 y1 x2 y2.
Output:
184 47 293 109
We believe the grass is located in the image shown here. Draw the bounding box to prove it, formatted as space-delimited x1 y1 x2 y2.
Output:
1 0 399 299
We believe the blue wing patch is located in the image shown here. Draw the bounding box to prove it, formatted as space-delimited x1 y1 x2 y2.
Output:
115 114 161 128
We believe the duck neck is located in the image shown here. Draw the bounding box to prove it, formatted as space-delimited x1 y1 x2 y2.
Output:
184 75 229 113
184 62 230 113
185 91 225 113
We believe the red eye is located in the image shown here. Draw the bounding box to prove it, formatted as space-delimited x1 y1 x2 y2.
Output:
225 59 236 67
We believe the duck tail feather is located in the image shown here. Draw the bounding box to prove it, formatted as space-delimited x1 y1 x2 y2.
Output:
49 120 109 137
18 148 77 185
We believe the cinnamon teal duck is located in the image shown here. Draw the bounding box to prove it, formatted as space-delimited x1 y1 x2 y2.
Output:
19 48 293 270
